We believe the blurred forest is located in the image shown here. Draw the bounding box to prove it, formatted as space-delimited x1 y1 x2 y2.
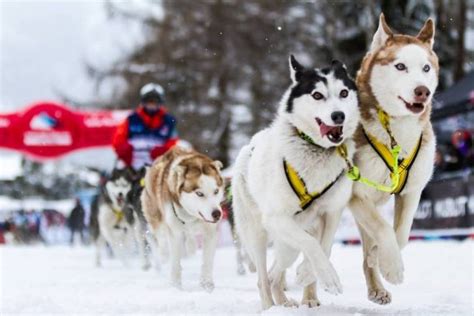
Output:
87 0 473 167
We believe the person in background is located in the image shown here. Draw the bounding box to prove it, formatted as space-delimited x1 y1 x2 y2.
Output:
451 129 474 169
112 83 179 169
68 199 85 246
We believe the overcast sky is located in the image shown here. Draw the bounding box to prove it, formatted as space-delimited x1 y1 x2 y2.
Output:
0 0 147 169
0 0 145 111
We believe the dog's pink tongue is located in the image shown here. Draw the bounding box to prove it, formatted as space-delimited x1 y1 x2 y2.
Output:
319 122 332 136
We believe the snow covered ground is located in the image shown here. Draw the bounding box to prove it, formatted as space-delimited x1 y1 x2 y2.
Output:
1 241 472 315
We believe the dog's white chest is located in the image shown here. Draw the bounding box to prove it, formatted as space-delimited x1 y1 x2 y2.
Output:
245 128 353 217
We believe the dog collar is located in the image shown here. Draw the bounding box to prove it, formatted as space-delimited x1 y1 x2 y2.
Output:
171 203 186 225
297 129 317 146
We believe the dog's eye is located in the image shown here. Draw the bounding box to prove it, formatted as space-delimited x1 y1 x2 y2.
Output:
339 89 348 98
195 191 204 197
423 64 430 72
312 92 324 100
395 63 406 71
214 189 219 195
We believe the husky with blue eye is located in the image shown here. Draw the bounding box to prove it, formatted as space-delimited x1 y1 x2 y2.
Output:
348 14 438 305
232 55 360 309
141 147 225 292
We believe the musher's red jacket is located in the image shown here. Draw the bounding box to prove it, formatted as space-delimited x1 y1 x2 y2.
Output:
112 106 178 168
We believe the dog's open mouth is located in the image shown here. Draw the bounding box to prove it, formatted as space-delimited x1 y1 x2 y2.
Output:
399 96 424 114
198 212 218 224
316 118 343 144
116 196 125 206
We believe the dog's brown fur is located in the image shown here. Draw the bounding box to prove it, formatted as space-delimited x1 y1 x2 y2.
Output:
349 14 439 305
142 147 223 230
356 14 439 133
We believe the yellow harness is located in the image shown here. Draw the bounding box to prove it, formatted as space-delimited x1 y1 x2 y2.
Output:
111 207 124 226
363 129 422 194
283 160 343 212
284 130 346 212
284 106 423 210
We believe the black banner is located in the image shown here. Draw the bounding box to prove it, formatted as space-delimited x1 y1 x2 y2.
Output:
414 173 474 230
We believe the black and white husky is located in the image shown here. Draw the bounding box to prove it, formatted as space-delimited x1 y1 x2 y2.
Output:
232 56 360 309
90 167 135 266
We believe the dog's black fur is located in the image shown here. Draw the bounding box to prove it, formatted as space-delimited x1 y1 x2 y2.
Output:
286 56 356 113
125 166 148 229
89 167 135 241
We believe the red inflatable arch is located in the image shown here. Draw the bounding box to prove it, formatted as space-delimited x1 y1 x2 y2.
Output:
0 101 129 161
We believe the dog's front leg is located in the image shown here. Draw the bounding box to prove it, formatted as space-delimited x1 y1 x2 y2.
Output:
268 241 299 307
263 214 342 295
394 190 422 249
134 221 151 270
200 224 218 292
301 209 344 306
356 222 392 305
95 235 105 267
349 195 404 285
168 229 183 288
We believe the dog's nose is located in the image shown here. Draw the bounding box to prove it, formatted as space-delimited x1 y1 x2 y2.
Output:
211 210 222 221
414 85 430 103
118 192 123 198
331 111 345 124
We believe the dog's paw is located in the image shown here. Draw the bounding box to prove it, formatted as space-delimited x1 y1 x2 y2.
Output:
282 298 299 308
368 288 392 305
317 265 343 295
301 298 321 308
378 247 404 284
296 261 316 287
200 279 215 292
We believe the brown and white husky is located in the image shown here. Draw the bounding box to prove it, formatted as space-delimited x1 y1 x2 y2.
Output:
350 14 438 304
141 147 225 292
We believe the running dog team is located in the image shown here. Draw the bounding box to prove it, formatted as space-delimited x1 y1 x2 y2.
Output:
91 14 439 310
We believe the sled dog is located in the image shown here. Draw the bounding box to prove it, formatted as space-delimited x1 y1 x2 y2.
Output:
348 14 438 305
141 147 224 291
90 167 135 266
232 55 360 309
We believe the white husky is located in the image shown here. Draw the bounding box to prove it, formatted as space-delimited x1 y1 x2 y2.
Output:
232 56 360 309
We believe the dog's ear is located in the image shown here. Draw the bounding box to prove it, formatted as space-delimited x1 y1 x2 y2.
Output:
139 166 149 178
170 164 187 193
110 168 119 180
289 54 305 83
125 166 136 180
212 160 223 171
331 60 347 72
370 13 393 52
417 18 435 49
